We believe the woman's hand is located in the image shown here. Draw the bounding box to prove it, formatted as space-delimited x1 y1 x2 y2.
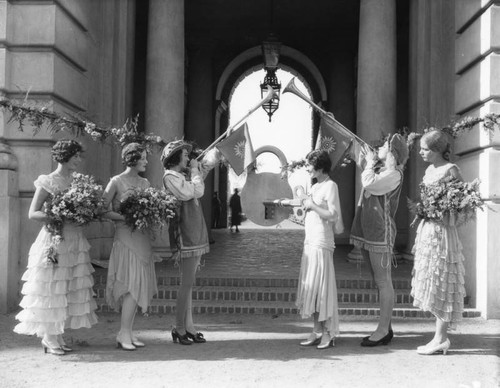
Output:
302 197 315 211
189 159 199 169
364 149 378 166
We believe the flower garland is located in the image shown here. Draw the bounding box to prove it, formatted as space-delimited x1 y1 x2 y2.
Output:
0 99 166 151
44 173 105 264
281 114 500 175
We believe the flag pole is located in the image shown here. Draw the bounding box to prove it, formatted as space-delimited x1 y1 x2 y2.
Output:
282 77 373 151
196 85 276 161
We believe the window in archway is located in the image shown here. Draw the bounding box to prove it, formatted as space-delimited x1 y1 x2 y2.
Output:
228 69 313 193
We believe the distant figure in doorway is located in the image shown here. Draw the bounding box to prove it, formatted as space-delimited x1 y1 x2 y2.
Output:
212 192 222 229
229 188 242 232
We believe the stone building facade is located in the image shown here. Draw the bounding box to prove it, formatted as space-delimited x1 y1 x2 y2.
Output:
0 0 498 318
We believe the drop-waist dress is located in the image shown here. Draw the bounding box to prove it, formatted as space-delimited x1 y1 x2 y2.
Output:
410 163 466 327
105 175 158 312
14 174 98 337
295 179 342 335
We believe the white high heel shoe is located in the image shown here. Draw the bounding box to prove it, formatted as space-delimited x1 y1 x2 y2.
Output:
416 338 450 355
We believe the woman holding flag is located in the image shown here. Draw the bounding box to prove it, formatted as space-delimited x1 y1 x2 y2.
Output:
161 141 219 345
350 134 409 347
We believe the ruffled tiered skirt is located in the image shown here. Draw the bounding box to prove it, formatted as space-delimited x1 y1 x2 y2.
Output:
411 221 466 327
14 225 98 337
295 244 339 336
106 225 158 312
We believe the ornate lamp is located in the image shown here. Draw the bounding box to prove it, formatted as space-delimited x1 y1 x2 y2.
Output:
260 34 281 122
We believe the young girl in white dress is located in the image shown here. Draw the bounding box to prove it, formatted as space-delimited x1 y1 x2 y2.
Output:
14 139 98 355
411 130 466 355
102 143 158 350
295 150 344 349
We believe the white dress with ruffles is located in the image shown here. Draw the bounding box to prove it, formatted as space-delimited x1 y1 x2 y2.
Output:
295 179 342 336
105 175 158 312
410 163 466 327
14 174 98 337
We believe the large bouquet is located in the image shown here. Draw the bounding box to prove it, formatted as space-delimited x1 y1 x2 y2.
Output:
408 176 484 227
119 187 179 232
44 173 105 264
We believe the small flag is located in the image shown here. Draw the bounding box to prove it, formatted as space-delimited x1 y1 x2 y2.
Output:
216 123 255 176
316 114 367 170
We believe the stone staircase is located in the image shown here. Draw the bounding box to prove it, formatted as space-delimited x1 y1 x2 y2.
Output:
92 268 480 319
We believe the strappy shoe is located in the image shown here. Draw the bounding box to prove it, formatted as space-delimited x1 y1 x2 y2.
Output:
131 336 145 348
171 328 192 345
317 333 335 350
186 331 206 343
416 339 450 355
41 339 65 356
300 332 322 346
57 335 73 352
116 334 136 351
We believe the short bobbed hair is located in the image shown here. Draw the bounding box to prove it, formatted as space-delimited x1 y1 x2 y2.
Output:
51 139 83 163
306 149 332 174
121 142 146 167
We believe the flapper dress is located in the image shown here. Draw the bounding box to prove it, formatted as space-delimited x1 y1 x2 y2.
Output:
295 179 343 335
14 174 98 337
410 163 466 326
106 175 158 312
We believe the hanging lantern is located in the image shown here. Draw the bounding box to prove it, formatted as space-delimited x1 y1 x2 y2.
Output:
260 35 281 121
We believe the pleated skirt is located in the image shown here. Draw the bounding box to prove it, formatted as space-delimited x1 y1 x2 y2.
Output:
295 244 339 336
14 225 98 337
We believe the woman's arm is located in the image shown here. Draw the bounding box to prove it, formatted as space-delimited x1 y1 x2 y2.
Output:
102 179 125 221
361 167 401 195
164 169 205 200
28 187 50 222
303 185 338 223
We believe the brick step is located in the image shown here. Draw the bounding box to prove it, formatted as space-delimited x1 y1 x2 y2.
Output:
93 286 414 306
95 298 480 319
93 273 412 290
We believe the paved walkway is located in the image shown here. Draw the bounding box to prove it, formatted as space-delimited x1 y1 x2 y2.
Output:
153 221 413 281
0 312 498 388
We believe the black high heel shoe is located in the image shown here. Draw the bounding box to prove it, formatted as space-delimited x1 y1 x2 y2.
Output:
186 331 206 343
361 329 394 347
171 328 192 345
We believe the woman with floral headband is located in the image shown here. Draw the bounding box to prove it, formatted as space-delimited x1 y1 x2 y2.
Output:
350 133 409 347
102 142 158 350
14 139 98 355
161 140 219 345
411 130 466 355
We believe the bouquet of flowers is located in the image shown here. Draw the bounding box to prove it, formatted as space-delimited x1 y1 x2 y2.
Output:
119 187 179 232
408 176 484 227
44 173 105 264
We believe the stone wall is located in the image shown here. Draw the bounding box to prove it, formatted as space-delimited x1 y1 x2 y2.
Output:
454 0 500 318
0 0 136 312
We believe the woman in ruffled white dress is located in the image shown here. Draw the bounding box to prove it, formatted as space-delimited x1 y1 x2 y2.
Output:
295 150 344 350
411 130 466 355
102 143 158 350
14 139 98 355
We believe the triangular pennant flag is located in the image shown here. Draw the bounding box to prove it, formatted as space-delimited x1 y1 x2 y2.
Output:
316 115 366 170
216 123 255 175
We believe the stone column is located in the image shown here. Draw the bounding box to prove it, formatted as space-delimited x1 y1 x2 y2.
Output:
145 0 185 256
348 0 397 261
0 140 20 313
185 47 215 238
145 0 185 188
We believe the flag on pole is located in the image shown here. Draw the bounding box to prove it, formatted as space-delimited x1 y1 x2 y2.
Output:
315 114 367 170
216 123 255 176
